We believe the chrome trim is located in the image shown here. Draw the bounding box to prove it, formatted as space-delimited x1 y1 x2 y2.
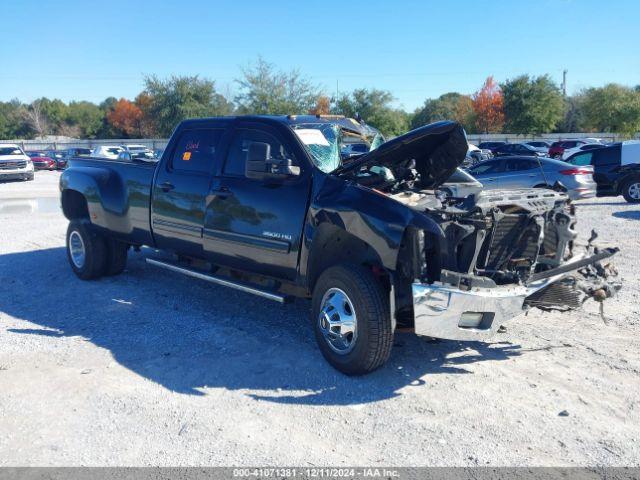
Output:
412 252 598 341
146 258 287 303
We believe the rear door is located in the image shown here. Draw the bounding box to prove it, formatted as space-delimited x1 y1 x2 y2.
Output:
151 128 226 257
592 145 622 195
500 157 545 189
203 122 312 280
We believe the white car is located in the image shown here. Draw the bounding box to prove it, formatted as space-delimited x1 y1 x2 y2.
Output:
92 145 125 159
561 143 605 160
0 144 34 181
120 144 156 161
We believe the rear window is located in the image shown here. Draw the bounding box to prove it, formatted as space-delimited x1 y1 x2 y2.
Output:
592 146 621 167
569 152 593 166
171 129 224 174
469 160 503 175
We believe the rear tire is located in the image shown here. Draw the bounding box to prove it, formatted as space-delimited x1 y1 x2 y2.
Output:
311 264 393 375
66 220 107 280
103 237 129 276
621 178 640 203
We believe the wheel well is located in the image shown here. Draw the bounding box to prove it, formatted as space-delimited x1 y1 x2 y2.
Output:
617 174 640 193
307 224 387 291
61 190 89 220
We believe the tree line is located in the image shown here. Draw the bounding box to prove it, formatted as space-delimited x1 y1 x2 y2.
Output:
1 58 639 140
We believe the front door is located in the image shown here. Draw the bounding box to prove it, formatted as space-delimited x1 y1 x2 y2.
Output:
151 128 225 257
203 124 311 280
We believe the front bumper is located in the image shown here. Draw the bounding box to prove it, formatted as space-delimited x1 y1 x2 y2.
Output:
412 250 616 341
0 166 33 180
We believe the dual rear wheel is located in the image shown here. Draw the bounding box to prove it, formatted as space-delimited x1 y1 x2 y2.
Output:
66 220 128 280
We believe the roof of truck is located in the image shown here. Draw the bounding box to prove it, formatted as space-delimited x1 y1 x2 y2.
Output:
180 115 378 136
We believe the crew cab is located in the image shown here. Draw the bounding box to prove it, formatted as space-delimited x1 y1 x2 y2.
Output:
60 116 618 375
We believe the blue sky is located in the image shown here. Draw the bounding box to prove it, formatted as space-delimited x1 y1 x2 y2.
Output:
1 0 638 111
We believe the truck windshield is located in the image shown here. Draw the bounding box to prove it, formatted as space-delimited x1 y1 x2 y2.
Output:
0 147 23 156
292 123 383 173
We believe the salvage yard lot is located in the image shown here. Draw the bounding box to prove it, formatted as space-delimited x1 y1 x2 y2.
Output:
1 172 639 466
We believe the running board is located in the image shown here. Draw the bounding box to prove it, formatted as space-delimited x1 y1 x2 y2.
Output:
146 258 288 303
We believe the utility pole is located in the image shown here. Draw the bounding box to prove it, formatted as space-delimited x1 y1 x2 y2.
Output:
562 69 568 97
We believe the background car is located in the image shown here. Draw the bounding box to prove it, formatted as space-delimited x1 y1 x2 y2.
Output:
561 142 605 160
439 168 483 198
588 141 640 203
548 139 592 159
65 147 93 158
45 150 68 169
467 156 596 200
341 142 370 158
26 151 56 170
92 145 125 159
120 144 156 161
493 143 546 157
477 141 507 154
467 143 492 164
0 144 34 181
522 141 550 155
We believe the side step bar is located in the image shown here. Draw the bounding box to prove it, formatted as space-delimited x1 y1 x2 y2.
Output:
146 258 288 303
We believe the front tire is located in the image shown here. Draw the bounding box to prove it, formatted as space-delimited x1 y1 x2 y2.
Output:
621 178 640 203
66 220 107 280
311 264 393 375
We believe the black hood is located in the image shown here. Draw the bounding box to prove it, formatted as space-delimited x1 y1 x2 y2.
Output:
339 121 468 188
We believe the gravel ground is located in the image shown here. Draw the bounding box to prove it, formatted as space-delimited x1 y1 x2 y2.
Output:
0 172 639 466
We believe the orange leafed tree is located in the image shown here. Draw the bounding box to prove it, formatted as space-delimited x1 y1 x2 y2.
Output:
106 98 143 136
309 95 331 115
472 76 504 133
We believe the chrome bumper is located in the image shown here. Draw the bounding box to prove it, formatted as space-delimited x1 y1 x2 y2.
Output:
412 251 609 341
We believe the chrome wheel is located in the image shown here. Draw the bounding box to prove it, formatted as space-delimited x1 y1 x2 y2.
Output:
628 182 640 200
318 288 358 355
69 230 86 268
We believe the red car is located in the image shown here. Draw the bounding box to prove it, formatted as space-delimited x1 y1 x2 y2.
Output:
26 151 56 170
548 140 588 159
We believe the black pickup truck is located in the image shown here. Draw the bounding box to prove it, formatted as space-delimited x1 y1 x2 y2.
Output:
60 115 618 374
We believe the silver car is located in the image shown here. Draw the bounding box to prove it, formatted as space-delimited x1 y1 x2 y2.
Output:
467 156 596 200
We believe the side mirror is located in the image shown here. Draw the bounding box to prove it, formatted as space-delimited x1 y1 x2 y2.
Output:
245 141 300 180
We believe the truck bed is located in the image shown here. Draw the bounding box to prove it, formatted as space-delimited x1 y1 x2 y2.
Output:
61 157 158 246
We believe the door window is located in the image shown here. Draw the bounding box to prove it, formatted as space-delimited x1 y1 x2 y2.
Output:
223 128 295 177
469 160 504 175
505 158 536 171
170 129 224 174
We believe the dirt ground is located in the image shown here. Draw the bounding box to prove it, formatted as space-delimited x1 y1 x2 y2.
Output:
1 171 639 466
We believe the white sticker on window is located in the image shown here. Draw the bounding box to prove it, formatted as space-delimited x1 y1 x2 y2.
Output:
294 129 330 146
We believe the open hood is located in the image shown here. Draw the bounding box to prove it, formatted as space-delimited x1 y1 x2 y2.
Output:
339 121 468 189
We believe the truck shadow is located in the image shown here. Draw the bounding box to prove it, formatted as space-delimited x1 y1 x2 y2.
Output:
1 247 529 406
612 210 640 220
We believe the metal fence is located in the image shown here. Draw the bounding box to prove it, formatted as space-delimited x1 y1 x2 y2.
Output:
0 133 636 152
0 138 170 152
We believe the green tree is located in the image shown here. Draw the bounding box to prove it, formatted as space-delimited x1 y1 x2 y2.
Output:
501 74 564 134
580 84 640 136
66 101 104 138
0 100 29 139
143 75 232 137
235 57 320 115
412 92 475 132
335 88 409 137
558 94 584 133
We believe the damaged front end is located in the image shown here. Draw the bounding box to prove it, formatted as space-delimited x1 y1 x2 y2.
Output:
340 121 620 340
406 190 619 340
